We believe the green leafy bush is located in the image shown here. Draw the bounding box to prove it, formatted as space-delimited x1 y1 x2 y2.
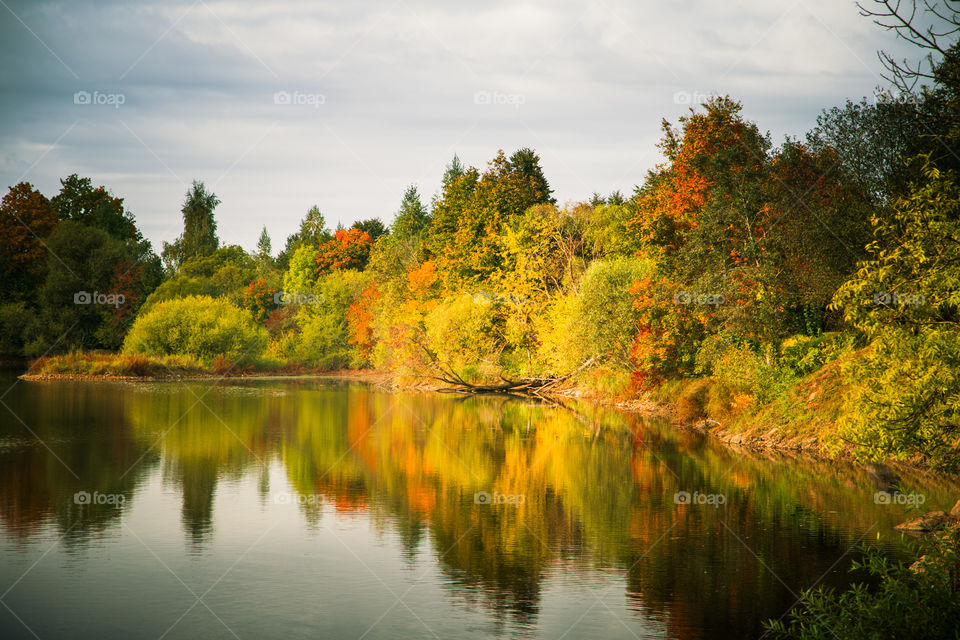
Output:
424 293 505 381
291 269 370 369
835 328 960 470
576 257 648 369
765 532 960 639
123 295 267 363
779 332 856 377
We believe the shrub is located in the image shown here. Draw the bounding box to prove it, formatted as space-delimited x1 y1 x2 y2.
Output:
291 269 370 369
123 295 267 364
710 343 783 407
0 302 29 356
765 531 960 639
836 327 960 470
423 293 504 381
779 332 856 377
576 257 648 369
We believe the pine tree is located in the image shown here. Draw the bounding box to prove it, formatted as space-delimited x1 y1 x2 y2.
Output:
257 226 272 258
391 185 430 241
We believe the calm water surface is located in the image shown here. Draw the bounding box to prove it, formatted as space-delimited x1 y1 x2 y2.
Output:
1 373 956 639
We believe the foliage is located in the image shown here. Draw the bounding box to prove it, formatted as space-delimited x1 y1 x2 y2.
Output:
27 221 152 355
256 226 272 262
832 163 960 469
573 257 648 369
346 283 381 365
765 531 960 640
352 218 388 241
292 270 370 369
430 149 554 287
141 245 257 311
0 182 58 301
242 278 278 323
123 295 267 364
315 228 374 274
0 302 30 355
162 181 220 271
628 98 873 382
390 185 431 241
423 293 505 381
277 205 331 270
52 174 141 242
283 243 320 295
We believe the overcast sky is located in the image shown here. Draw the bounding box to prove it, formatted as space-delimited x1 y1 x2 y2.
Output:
0 0 917 253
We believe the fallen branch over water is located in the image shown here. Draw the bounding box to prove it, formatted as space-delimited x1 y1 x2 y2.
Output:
426 351 595 397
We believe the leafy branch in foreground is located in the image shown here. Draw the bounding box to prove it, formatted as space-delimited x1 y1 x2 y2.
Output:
765 529 960 640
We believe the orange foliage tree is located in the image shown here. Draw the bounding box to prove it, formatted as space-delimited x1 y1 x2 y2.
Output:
315 228 374 275
627 97 872 382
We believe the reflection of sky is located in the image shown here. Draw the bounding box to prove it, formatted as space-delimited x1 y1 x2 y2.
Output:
0 0 925 252
0 464 667 640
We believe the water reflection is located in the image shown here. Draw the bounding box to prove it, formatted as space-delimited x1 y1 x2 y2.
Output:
1 375 958 639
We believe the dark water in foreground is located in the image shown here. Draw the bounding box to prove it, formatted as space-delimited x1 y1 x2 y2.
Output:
0 373 956 639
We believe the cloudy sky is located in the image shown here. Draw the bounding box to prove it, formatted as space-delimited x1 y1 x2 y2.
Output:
0 0 916 253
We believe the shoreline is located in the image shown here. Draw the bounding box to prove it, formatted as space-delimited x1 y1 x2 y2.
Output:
20 364 830 455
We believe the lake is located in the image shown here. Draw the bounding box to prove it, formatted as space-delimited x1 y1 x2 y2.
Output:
0 373 955 639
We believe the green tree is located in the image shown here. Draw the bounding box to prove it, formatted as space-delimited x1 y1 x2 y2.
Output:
51 174 140 242
162 181 220 271
353 218 387 241
832 163 960 469
277 205 331 270
27 222 146 354
392 186 430 241
256 226 272 258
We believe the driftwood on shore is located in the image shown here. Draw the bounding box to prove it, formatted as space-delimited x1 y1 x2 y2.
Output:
423 346 595 397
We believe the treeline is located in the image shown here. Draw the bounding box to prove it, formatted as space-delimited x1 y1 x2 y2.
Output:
3 5 959 470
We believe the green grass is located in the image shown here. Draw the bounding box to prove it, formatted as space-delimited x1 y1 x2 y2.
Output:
25 350 355 379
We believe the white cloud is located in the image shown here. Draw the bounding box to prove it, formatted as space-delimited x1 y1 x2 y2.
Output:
0 0 923 251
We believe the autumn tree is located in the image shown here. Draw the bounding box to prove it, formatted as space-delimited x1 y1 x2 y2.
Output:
315 228 375 274
628 98 874 381
430 149 555 286
0 182 58 301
